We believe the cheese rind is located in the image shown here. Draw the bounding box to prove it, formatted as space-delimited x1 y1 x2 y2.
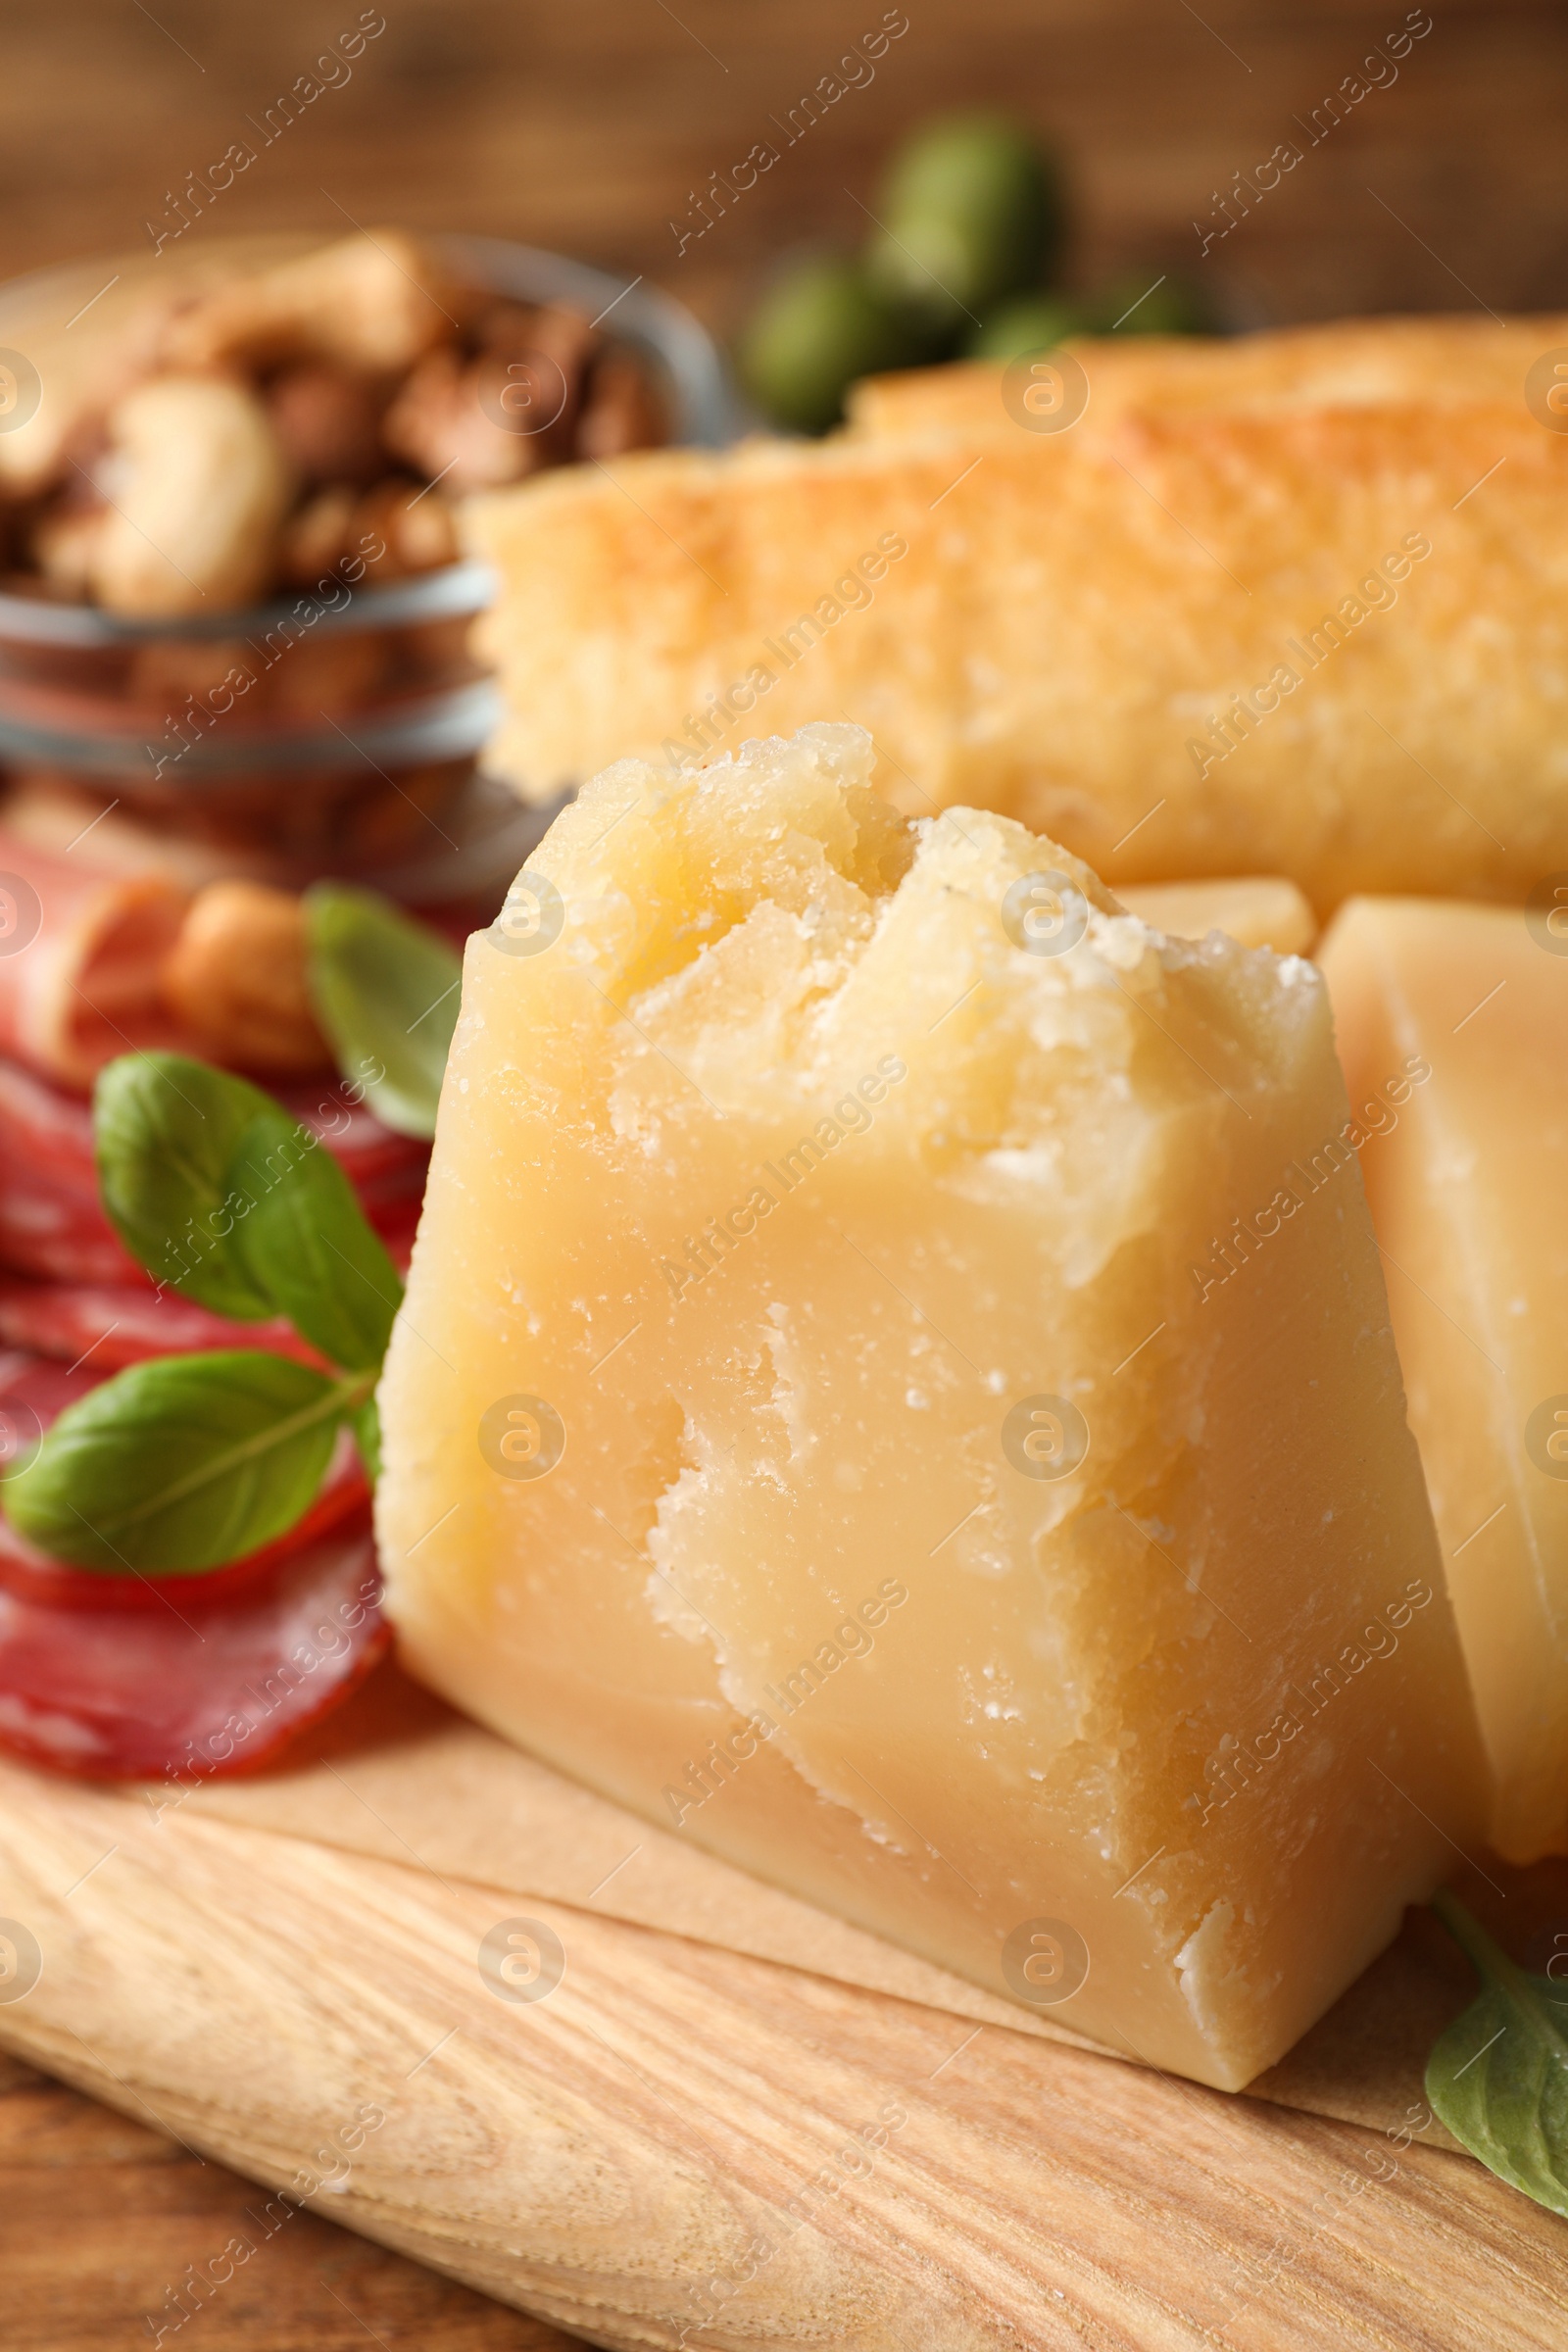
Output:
378 726 1482 2089
1321 895 1568 1862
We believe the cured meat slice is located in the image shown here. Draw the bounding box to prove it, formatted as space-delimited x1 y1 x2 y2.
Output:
0 844 333 1089
0 1053 427 1287
0 1054 138 1283
0 834 192 1088
0 1351 385 1780
0 816 466 1104
0 1351 369 1604
0 1512 385 1781
0 1275 316 1370
278 1083 431 1221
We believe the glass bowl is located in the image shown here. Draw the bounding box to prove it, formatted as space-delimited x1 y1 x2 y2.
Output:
0 232 741 906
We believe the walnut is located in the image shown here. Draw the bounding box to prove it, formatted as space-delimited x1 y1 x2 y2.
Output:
266 365 387 487
383 303 603 492
382 344 547 493
576 351 666 460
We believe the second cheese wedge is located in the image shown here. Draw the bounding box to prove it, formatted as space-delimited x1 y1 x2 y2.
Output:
378 725 1482 2090
1116 875 1315 956
1322 895 1568 1862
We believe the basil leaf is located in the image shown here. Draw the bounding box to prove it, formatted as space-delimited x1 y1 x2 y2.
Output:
305 883 463 1141
2 1350 365 1574
1426 1888 1568 2216
94 1054 282 1319
350 1395 383 1485
227 1103 403 1372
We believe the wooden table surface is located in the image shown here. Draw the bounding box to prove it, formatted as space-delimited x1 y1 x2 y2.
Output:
3 0 1568 335
6 1 1568 2342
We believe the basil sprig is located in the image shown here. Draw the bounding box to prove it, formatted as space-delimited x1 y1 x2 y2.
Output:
224 1097 401 1372
94 1054 281 1322
1426 1888 1568 2215
8 1353 368 1575
305 883 463 1142
3 1054 403 1576
94 1056 401 1369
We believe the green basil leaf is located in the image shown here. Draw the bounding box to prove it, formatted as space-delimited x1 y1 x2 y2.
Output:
305 883 463 1141
2 1351 365 1574
227 1103 403 1372
94 1054 282 1319
1426 1888 1568 2216
350 1395 383 1486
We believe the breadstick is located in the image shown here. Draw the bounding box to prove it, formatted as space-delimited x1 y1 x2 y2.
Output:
468 381 1568 912
846 314 1568 439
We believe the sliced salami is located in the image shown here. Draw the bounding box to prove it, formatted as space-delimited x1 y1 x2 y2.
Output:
0 1275 318 1370
0 1054 139 1283
280 1082 431 1217
0 1350 386 1780
0 1053 427 1288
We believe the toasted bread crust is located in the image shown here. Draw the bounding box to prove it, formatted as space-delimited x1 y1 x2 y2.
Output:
847 314 1568 437
469 324 1568 911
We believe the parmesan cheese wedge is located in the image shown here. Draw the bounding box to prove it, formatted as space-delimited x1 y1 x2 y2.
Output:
1321 894 1568 1863
377 724 1483 2090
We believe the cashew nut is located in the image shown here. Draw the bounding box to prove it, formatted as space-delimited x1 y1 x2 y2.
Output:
162 232 456 373
30 502 106 596
89 375 294 617
278 485 360 585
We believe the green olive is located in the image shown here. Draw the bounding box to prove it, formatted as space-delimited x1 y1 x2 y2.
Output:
965 294 1095 362
1083 272 1215 336
737 255 924 436
865 115 1064 329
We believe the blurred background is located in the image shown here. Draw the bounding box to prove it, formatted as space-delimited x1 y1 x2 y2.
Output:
3 0 1565 337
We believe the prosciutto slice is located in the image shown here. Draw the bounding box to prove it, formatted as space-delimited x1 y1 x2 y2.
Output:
0 1349 387 1781
0 834 192 1088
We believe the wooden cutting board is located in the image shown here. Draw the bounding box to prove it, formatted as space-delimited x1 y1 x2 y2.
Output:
0 2048 583 2350
1 1665 1565 2352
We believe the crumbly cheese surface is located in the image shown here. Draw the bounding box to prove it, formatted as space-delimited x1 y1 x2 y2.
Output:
377 724 1481 2089
1322 895 1568 1863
